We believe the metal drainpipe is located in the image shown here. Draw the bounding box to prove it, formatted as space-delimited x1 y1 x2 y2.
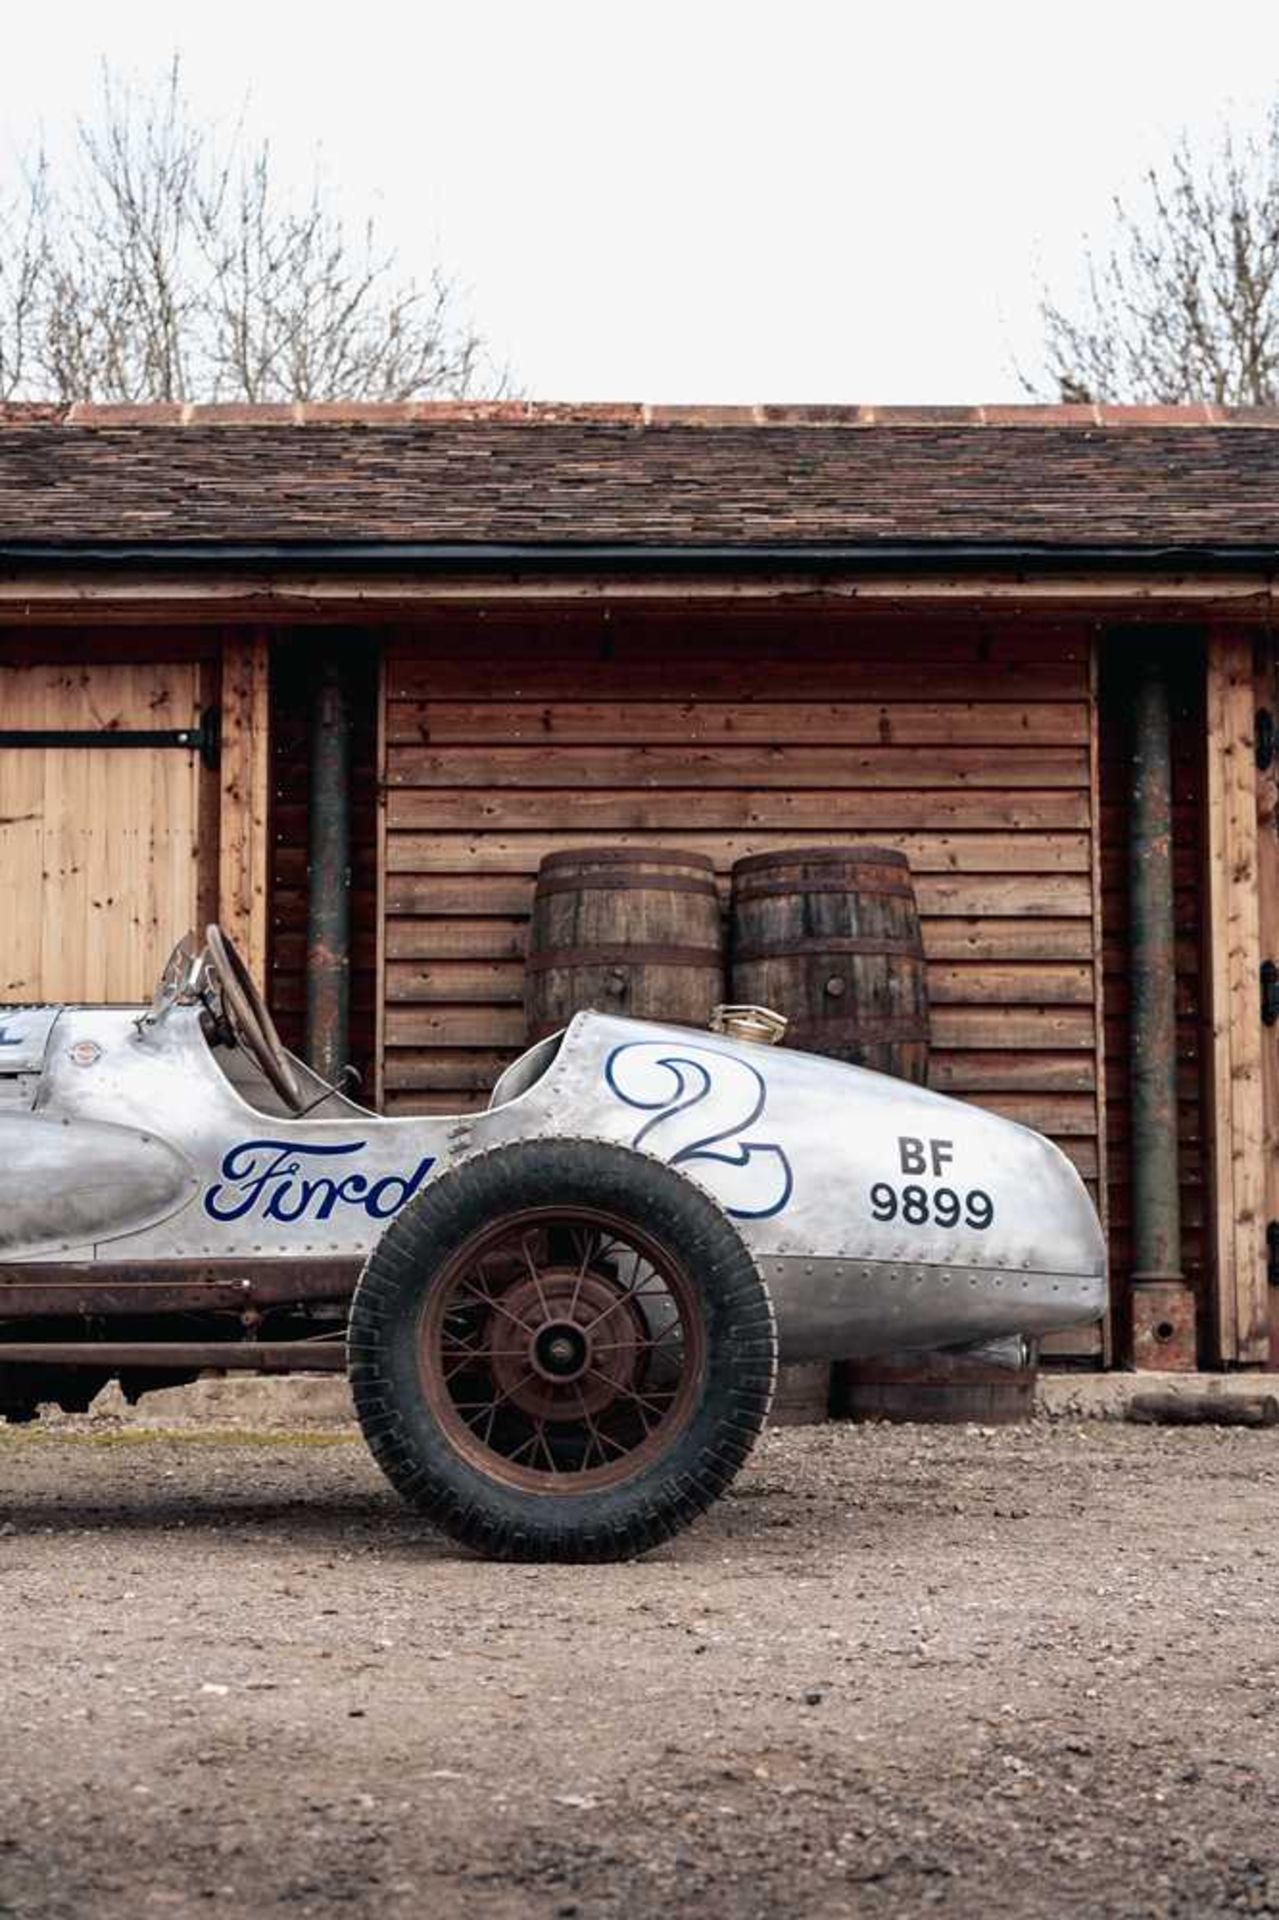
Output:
1127 644 1195 1368
305 649 351 1083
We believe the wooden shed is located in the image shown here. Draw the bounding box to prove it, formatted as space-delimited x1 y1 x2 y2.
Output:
1 398 1275 1374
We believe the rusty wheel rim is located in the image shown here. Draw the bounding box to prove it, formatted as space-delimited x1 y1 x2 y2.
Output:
418 1206 707 1493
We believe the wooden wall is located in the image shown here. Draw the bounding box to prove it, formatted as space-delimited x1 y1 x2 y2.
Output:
378 611 1106 1287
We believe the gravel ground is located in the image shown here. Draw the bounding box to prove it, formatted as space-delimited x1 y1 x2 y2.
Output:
0 1416 1277 1920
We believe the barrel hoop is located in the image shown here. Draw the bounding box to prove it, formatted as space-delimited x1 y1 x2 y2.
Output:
526 943 722 973
534 873 718 898
538 848 715 872
733 935 925 963
786 1016 929 1042
733 874 915 902
733 846 910 874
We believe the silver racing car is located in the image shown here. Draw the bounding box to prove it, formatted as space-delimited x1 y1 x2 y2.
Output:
0 926 1106 1560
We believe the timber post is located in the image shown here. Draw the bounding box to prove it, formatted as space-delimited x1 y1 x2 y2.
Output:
306 645 352 1083
216 633 271 988
1205 631 1268 1366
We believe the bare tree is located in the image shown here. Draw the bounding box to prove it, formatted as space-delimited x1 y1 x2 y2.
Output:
0 63 498 404
1039 109 1279 406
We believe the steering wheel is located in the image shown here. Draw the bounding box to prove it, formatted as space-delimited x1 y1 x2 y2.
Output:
203 923 305 1114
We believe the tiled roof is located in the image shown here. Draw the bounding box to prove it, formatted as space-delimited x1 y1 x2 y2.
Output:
1 402 1279 550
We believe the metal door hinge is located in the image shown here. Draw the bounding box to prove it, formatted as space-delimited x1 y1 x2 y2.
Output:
1263 960 1279 1025
0 706 220 770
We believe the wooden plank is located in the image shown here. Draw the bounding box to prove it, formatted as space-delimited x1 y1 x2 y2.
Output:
385 831 1093 875
380 956 1094 1009
921 918 1094 960
8 569 1279 612
385 743 1092 790
381 913 1095 964
390 663 1089 703
928 1007 1095 1051
1258 639 1279 1365
959 1093 1099 1139
386 960 525 1004
386 918 529 961
381 871 1096 920
0 664 46 998
385 621 1092 699
928 1052 1096 1093
217 633 271 987
382 1048 517 1092
387 788 1091 833
1205 632 1268 1363
387 1005 528 1048
925 963 1093 1005
388 700 1090 747
146 665 202 993
382 1090 490 1116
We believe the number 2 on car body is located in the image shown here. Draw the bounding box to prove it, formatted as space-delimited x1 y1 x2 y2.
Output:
868 1134 996 1232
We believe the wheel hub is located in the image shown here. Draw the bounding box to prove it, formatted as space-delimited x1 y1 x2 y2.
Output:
531 1321 590 1381
489 1267 649 1421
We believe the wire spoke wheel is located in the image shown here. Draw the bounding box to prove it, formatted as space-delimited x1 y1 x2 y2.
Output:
349 1139 778 1562
425 1206 703 1491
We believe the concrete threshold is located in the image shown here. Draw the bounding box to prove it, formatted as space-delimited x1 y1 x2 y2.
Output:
1036 1370 1279 1422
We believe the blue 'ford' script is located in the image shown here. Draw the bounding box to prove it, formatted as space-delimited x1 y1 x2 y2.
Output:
203 1139 435 1225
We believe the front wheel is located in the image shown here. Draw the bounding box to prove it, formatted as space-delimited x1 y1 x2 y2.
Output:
348 1138 777 1561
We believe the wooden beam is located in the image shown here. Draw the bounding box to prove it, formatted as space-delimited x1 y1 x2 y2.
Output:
4 571 1279 615
1255 642 1279 1369
1205 632 1268 1364
217 632 271 987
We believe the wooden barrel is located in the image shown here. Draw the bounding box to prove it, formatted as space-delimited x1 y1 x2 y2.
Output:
525 848 724 1041
729 846 929 1080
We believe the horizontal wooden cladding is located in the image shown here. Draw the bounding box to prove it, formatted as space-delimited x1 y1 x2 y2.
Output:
386 872 1094 921
387 701 1089 747
387 744 1091 791
383 958 1093 1008
390 663 1091 704
387 790 1091 832
386 833 1092 875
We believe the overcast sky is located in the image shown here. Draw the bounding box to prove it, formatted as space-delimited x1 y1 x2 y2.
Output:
5 0 1279 403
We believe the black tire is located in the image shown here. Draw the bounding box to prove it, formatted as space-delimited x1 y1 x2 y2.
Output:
348 1138 777 1562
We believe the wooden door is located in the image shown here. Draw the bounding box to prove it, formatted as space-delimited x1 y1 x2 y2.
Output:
0 661 214 1005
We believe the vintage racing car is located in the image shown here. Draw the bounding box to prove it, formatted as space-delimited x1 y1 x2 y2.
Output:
0 927 1106 1559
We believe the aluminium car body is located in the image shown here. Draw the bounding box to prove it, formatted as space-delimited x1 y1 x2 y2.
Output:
0 990 1106 1362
